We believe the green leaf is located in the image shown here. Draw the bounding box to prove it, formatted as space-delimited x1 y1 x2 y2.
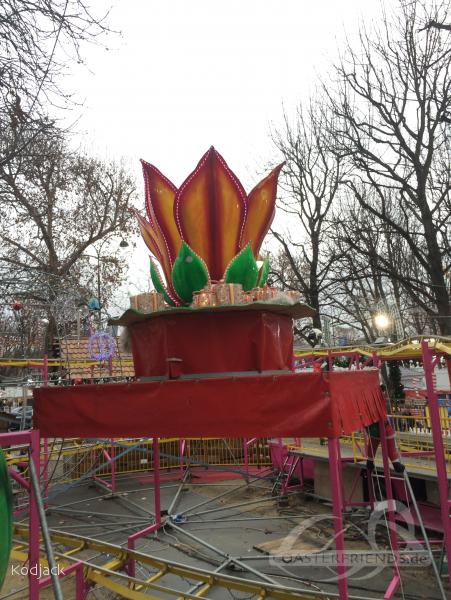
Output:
149 259 176 306
257 258 270 287
0 447 12 591
224 244 258 291
171 242 210 303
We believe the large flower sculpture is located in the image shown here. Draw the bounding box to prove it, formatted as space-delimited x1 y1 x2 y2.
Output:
132 147 283 306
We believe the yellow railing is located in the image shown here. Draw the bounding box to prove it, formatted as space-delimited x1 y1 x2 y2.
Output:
6 423 451 491
60 437 272 481
285 413 451 476
5 438 272 506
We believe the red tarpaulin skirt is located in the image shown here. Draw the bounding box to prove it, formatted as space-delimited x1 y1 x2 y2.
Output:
34 370 385 438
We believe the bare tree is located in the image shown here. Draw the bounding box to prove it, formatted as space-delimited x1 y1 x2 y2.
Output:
327 193 435 341
0 0 112 166
0 120 137 349
325 0 451 334
421 19 451 32
270 102 344 332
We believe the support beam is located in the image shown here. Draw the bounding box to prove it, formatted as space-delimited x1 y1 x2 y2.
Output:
29 430 41 600
421 341 451 590
327 438 348 600
378 418 401 600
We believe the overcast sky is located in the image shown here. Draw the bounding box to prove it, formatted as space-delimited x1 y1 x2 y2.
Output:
68 0 391 310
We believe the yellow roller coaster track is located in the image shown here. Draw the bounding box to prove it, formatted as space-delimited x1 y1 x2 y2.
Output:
0 358 134 368
294 335 451 360
12 525 322 600
1 336 449 368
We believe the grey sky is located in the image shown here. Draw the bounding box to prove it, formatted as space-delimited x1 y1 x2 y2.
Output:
69 0 389 309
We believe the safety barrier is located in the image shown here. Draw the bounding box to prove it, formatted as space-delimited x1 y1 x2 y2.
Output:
5 425 450 495
61 437 272 480
283 412 451 476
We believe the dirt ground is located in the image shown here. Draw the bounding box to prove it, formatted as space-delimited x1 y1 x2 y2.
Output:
2 474 449 599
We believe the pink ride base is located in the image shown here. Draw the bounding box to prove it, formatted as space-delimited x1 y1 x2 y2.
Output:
1 339 450 600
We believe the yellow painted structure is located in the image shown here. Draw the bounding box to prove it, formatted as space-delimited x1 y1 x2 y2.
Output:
294 335 451 360
12 525 322 600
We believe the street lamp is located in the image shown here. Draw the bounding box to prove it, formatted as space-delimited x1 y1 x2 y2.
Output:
84 238 129 329
374 313 390 331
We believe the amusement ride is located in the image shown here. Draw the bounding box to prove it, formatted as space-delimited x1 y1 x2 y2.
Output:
0 148 450 600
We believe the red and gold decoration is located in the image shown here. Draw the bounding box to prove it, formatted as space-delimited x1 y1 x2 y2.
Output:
250 285 278 302
131 147 283 306
213 282 243 306
130 292 165 313
192 285 217 308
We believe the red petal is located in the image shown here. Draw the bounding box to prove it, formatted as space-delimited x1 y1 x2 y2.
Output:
132 209 173 286
174 147 247 280
141 161 181 264
240 163 284 255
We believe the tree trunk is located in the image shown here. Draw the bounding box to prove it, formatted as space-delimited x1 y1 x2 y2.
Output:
422 210 450 335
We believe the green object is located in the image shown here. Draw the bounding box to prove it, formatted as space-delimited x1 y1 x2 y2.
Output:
172 242 209 303
0 448 12 590
366 422 380 438
224 244 258 291
150 259 176 306
257 258 270 287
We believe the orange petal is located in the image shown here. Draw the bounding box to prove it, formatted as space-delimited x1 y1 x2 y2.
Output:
174 147 247 280
132 209 173 286
131 209 161 259
141 161 181 263
240 163 284 255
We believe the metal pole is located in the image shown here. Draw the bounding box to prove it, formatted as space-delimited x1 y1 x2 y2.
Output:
29 437 63 600
28 454 63 600
185 491 292 518
169 523 279 585
403 471 446 600
20 388 27 431
50 519 148 530
48 507 149 519
243 438 249 482
421 340 451 590
185 559 231 596
153 438 161 525
28 430 40 600
177 480 255 517
126 438 162 577
43 354 48 385
97 251 101 329
43 438 49 506
185 514 308 523
328 437 348 600
75 562 86 600
42 358 49 505
179 438 186 480
378 417 401 599
167 469 190 516
110 440 116 494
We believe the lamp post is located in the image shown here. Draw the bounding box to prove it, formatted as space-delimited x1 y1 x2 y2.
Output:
84 238 129 329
